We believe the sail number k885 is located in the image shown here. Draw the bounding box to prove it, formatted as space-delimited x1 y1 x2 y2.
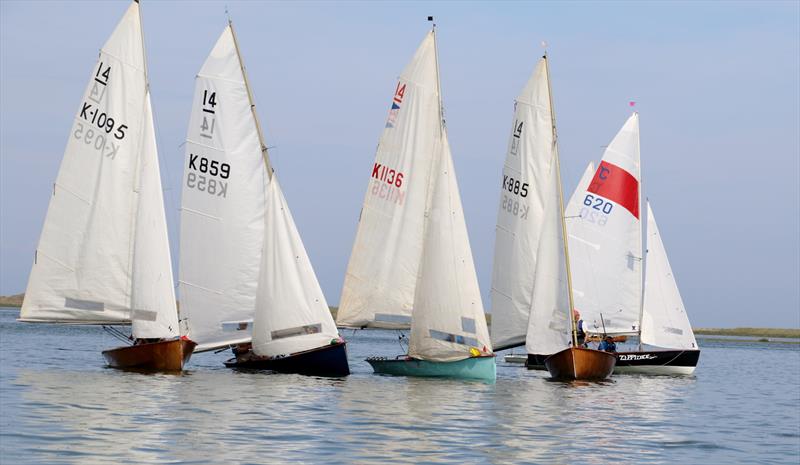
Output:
500 174 530 219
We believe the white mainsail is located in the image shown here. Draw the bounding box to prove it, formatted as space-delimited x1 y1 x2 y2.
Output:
251 177 340 357
21 1 178 338
179 26 268 351
565 113 643 335
408 132 492 361
640 202 697 349
490 59 579 351
522 57 573 356
337 31 440 329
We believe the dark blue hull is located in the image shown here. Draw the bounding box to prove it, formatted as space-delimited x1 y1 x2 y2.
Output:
225 341 350 377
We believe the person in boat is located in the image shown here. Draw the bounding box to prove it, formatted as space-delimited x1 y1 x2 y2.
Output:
598 335 617 353
573 309 587 347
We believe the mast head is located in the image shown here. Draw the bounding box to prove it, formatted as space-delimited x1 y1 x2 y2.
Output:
428 16 435 30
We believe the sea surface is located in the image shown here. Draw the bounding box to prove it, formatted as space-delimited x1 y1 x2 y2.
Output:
1 307 798 465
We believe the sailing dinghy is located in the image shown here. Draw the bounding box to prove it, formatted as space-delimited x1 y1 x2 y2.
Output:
179 22 348 377
556 113 699 375
490 54 614 380
338 22 494 381
19 1 196 371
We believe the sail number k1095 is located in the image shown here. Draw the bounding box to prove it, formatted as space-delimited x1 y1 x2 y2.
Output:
186 153 230 198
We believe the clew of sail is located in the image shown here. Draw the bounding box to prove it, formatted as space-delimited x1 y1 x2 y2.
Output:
490 58 568 351
251 178 340 357
566 114 643 335
179 26 268 351
20 2 172 329
337 31 440 329
640 202 697 349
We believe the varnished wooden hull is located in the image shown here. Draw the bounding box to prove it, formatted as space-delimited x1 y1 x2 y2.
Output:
102 338 197 372
224 341 350 377
544 347 616 380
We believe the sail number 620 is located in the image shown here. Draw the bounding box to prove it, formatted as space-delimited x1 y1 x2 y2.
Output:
584 194 613 214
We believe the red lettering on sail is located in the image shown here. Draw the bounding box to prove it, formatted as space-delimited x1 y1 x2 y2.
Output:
587 161 639 219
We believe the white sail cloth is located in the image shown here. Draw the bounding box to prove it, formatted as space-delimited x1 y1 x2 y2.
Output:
337 31 440 329
491 58 565 351
179 26 267 351
565 114 643 335
251 178 340 357
408 134 492 361
517 58 572 356
640 202 698 349
21 2 178 339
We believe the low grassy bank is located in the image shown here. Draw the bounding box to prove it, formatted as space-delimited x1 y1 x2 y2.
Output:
694 327 800 339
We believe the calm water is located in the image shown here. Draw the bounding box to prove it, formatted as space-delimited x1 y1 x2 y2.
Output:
1 308 798 465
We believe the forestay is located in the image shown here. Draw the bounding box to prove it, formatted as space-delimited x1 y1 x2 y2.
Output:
179 26 268 351
491 59 569 351
337 32 440 329
565 114 643 335
21 2 177 338
408 133 492 362
640 202 697 349
251 178 340 357
523 58 572 356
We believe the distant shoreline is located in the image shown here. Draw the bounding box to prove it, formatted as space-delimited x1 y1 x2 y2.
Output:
2 294 797 339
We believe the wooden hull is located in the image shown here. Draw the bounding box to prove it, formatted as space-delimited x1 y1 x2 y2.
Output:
544 347 616 380
102 338 197 372
614 349 700 375
224 341 350 377
366 355 496 381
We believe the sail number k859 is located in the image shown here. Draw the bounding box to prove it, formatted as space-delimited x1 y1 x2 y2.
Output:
186 154 230 198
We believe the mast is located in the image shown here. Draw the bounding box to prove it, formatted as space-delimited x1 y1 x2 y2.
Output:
430 17 444 133
228 19 273 179
635 112 645 351
543 53 578 347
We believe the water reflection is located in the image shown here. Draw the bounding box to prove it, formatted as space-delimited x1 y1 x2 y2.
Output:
2 310 798 465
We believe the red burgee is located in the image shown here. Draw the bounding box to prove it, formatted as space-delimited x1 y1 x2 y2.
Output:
587 160 640 219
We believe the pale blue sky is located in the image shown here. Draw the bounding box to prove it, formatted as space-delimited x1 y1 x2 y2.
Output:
1 1 798 328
